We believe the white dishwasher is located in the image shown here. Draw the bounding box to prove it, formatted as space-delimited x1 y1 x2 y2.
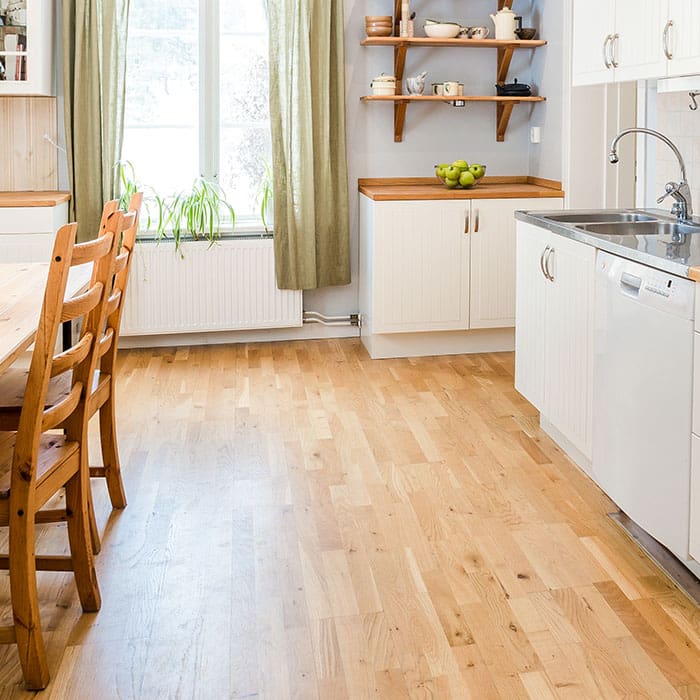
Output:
593 250 695 562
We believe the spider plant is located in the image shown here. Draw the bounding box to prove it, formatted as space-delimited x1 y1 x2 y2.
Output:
113 160 164 234
162 177 236 252
256 161 274 234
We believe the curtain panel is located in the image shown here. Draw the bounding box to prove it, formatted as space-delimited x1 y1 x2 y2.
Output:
267 0 351 290
63 0 130 240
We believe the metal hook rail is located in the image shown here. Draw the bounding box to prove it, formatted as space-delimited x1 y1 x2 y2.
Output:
689 91 700 111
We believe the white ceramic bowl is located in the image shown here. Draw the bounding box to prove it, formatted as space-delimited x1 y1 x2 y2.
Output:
424 23 461 39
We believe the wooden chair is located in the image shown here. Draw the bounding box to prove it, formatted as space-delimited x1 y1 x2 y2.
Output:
0 216 122 689
0 194 142 552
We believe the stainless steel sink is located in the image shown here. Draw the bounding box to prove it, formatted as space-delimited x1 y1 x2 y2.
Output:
544 212 659 224
578 221 700 237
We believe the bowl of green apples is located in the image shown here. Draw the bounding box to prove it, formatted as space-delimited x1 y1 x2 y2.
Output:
435 160 486 188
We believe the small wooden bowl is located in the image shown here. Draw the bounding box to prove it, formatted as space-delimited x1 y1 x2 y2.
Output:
366 25 393 37
365 15 392 23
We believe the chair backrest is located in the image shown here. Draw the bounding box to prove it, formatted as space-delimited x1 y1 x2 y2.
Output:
13 214 125 484
97 192 143 371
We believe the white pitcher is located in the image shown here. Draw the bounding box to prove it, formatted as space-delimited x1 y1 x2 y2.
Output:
490 6 517 40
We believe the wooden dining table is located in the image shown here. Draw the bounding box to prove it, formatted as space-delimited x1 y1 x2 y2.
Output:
0 262 92 375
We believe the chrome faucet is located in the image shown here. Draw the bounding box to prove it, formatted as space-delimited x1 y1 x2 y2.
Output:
608 127 693 223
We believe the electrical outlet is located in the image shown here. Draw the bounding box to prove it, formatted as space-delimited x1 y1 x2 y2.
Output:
530 127 541 144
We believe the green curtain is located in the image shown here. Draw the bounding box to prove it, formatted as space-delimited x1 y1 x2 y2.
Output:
63 0 130 241
267 0 351 290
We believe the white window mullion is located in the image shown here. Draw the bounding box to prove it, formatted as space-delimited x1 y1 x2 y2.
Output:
199 0 220 182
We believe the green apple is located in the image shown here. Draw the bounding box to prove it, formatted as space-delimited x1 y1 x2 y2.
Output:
459 170 475 188
469 164 486 179
452 159 469 170
436 165 448 179
446 165 461 180
444 177 459 189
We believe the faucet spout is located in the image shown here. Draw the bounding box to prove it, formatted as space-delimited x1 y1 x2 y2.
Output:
608 127 693 221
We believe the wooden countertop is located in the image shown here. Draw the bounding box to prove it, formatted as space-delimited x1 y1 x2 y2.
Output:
358 176 564 201
687 266 700 282
0 191 71 207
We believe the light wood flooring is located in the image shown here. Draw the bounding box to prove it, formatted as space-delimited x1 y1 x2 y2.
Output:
0 339 698 698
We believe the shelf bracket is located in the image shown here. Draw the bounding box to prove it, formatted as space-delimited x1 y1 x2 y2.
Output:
496 101 516 142
498 0 514 8
394 101 408 142
496 46 515 85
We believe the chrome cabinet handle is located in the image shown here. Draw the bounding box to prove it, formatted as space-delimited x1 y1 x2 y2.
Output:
474 209 480 233
539 245 550 279
545 247 555 281
663 20 674 60
603 34 612 68
611 33 620 68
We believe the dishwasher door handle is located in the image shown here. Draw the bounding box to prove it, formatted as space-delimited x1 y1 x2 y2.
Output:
620 271 642 296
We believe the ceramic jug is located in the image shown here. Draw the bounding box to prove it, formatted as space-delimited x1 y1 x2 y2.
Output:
490 6 517 40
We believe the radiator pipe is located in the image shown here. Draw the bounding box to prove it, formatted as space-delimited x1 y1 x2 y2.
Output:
303 311 359 326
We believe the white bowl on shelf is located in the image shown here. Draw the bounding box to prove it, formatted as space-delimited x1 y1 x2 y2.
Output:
424 23 461 39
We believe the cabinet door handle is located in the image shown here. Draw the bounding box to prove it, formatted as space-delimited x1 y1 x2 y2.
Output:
545 247 555 281
474 209 480 233
464 211 470 234
539 245 550 279
603 34 613 69
611 33 620 68
663 20 674 60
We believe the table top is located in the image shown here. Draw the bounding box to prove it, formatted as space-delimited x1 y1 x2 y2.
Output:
0 262 92 375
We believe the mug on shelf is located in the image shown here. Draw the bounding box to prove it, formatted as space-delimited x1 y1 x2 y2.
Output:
432 82 445 96
443 81 464 96
469 26 490 39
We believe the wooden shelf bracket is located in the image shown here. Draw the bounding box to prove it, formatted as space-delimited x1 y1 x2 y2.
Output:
496 101 516 142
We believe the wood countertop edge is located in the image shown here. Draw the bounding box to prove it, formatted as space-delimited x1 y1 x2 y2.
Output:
358 176 564 200
687 266 700 282
0 191 71 207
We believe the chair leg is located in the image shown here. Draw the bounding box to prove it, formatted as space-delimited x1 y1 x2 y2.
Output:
64 463 101 613
9 509 50 690
87 486 101 555
99 391 127 509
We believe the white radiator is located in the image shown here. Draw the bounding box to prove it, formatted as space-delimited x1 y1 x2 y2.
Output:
120 238 302 336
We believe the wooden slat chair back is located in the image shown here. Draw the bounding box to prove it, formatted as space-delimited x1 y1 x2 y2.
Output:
0 216 123 689
89 192 143 508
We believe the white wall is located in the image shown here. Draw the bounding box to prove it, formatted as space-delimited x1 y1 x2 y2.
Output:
311 0 553 320
653 91 700 211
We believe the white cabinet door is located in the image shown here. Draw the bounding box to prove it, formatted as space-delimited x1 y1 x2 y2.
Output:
667 0 700 78
614 0 668 81
372 200 470 333
572 0 616 86
470 198 562 330
0 0 53 95
692 435 700 561
514 222 550 411
544 235 596 459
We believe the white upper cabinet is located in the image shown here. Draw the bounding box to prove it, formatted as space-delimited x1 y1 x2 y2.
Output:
572 0 700 86
667 0 700 78
571 0 617 86
0 0 53 95
613 0 668 82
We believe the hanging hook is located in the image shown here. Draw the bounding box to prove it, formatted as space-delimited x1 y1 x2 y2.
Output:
689 91 700 111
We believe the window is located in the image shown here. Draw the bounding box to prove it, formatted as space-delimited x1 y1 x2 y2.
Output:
123 0 271 231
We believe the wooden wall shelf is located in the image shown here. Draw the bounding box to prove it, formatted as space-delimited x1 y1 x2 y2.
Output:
364 12 547 142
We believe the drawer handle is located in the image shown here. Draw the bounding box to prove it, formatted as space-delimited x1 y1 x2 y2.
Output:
540 245 550 279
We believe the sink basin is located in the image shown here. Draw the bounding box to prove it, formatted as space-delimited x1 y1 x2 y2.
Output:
578 221 700 237
544 212 658 224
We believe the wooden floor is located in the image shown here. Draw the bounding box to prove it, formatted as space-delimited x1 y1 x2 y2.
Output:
0 339 698 698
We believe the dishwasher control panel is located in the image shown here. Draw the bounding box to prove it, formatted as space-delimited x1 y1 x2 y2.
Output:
597 250 695 320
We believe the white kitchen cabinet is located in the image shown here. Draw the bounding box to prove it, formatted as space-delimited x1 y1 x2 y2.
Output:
571 0 617 86
667 0 700 78
0 194 68 262
360 196 563 338
515 221 596 462
367 198 471 334
691 435 700 562
0 0 54 95
573 0 700 86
